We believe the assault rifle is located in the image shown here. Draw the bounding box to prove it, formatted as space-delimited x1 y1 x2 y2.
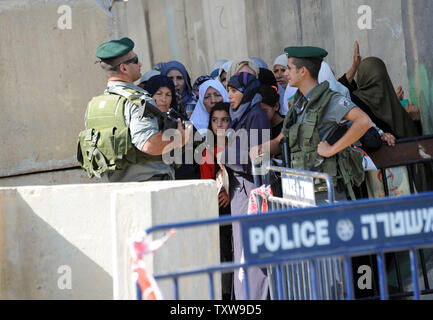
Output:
141 97 188 131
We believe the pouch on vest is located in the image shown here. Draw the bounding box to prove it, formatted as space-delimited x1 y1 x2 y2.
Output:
77 125 135 178
337 146 365 188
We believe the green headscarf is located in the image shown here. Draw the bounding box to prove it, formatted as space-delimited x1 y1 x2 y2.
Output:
354 57 419 138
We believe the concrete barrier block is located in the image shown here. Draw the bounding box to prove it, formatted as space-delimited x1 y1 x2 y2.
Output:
111 180 221 300
0 180 220 300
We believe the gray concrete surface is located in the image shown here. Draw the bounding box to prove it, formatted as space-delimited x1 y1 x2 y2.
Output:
111 180 220 300
0 180 219 299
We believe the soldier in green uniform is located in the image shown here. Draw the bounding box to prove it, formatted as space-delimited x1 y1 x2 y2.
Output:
251 46 372 201
77 37 191 182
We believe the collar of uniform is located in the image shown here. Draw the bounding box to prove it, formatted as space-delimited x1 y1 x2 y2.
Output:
295 84 320 113
106 81 147 94
304 84 320 102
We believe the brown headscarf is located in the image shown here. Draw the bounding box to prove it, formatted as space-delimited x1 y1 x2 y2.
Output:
354 57 419 138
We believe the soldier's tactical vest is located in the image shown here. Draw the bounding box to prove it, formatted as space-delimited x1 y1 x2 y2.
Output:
77 88 161 178
283 82 365 199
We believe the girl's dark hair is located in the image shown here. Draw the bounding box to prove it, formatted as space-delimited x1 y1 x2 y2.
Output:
259 84 279 107
208 102 231 130
207 102 231 144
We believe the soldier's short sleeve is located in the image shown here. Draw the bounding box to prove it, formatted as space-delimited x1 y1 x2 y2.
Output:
126 100 159 151
327 94 357 124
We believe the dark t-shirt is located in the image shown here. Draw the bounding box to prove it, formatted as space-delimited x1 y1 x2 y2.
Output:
271 120 284 140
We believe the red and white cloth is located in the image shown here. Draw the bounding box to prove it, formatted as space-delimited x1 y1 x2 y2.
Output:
130 229 176 300
247 185 274 215
239 185 274 282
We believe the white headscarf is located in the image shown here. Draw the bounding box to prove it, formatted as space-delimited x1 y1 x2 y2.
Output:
273 54 288 69
318 61 351 100
280 86 298 116
190 80 229 135
273 54 294 115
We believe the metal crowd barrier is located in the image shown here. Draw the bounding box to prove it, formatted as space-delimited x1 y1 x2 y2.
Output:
251 157 345 300
367 135 433 299
140 190 433 300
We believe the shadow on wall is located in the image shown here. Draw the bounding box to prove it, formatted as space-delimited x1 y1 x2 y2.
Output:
0 191 112 300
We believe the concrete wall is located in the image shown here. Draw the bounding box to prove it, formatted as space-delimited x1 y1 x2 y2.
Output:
0 180 219 299
0 0 111 178
401 0 433 134
0 0 431 185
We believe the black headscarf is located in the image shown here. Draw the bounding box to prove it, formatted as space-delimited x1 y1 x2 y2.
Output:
145 75 177 110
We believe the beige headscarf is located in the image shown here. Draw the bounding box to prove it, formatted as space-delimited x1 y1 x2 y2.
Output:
225 58 259 88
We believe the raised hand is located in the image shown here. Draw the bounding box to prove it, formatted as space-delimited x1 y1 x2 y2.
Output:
346 41 361 83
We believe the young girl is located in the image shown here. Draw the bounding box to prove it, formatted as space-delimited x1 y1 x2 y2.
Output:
200 102 231 208
199 102 233 300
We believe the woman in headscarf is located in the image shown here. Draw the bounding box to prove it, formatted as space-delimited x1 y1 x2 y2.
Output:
192 75 211 100
339 50 431 300
339 57 420 139
225 58 260 89
144 75 176 113
221 72 271 300
273 54 298 116
190 79 229 136
161 61 196 118
272 54 288 112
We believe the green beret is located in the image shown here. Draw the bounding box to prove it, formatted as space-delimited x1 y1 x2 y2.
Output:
284 46 328 59
95 37 135 59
